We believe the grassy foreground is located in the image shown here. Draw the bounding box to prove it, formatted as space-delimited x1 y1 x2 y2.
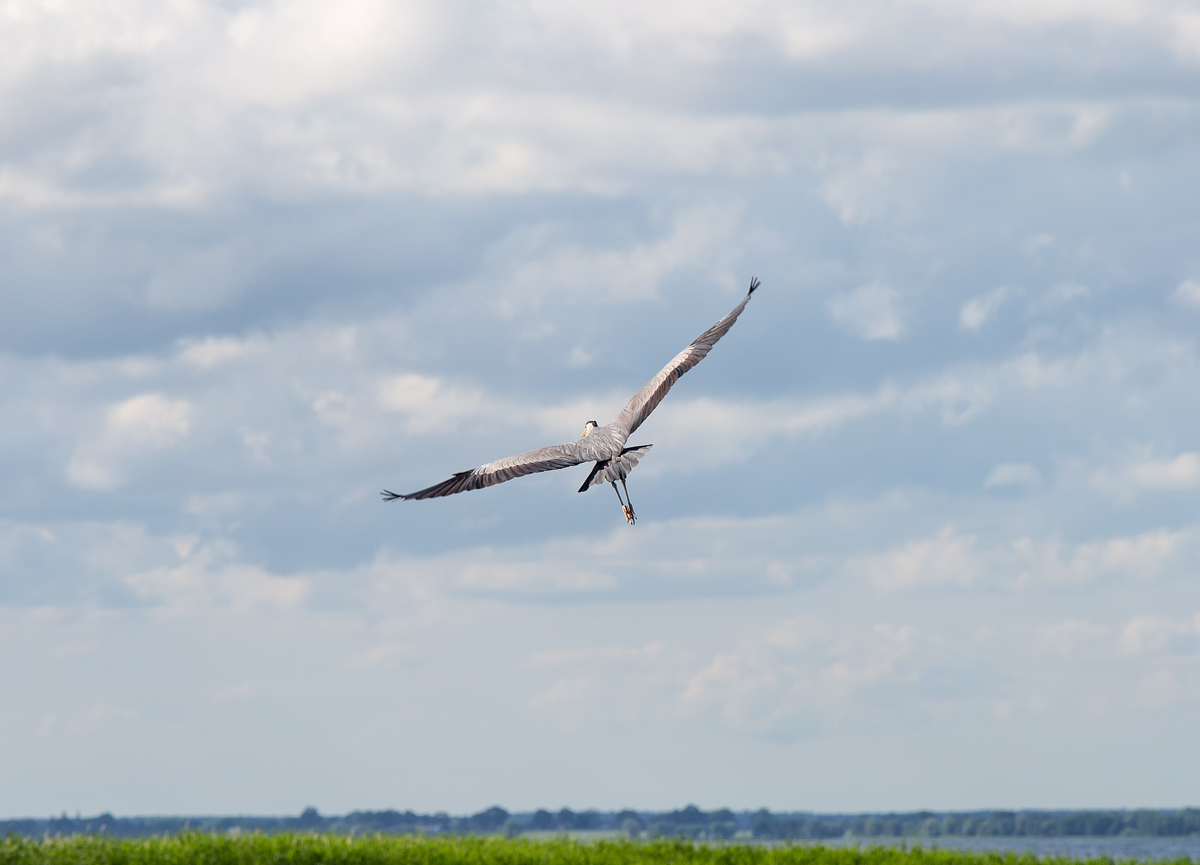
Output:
0 836 1193 865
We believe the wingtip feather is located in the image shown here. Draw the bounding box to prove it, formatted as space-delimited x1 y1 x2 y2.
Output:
747 276 761 296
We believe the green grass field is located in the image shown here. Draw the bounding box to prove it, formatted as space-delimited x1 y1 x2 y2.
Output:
1 836 1194 865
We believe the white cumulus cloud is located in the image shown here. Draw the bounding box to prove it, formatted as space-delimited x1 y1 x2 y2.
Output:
66 394 193 490
1094 451 1200 494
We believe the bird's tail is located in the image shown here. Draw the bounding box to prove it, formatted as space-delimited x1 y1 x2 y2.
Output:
578 445 653 492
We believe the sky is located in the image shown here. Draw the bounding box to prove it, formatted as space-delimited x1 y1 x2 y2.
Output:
2 0 1200 818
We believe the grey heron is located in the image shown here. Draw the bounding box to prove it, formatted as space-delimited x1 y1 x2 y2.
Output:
382 277 760 524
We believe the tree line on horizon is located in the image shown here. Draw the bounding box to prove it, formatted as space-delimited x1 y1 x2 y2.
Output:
4 805 1199 840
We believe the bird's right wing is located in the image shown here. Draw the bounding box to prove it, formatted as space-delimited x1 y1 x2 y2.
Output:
383 440 590 501
613 277 759 438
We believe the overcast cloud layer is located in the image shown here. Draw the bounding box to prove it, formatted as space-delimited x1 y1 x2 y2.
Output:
3 0 1200 817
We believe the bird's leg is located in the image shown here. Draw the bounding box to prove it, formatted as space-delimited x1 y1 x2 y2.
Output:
611 481 634 525
620 478 636 525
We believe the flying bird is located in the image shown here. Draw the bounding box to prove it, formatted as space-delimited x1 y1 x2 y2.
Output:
382 277 760 524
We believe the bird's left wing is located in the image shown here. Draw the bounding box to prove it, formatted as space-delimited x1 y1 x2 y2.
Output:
613 277 759 438
382 440 590 501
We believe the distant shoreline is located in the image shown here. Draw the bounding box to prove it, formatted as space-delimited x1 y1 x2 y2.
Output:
3 806 1198 840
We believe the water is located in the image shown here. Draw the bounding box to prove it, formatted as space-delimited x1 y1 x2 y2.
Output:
811 836 1200 860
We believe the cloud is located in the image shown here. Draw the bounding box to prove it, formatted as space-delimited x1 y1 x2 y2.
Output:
0 0 1194 225
1001 529 1190 587
1118 615 1200 656
105 395 192 448
1023 232 1054 253
1127 453 1200 489
984 463 1041 488
38 703 140 737
1130 668 1200 709
1118 614 1200 708
1094 451 1200 494
66 394 193 490
376 374 485 434
827 282 904 340
849 525 1193 592
1171 279 1200 307
960 286 1017 330
124 542 309 612
1038 281 1090 307
679 616 929 739
527 641 667 668
1034 619 1109 657
483 204 744 315
213 682 253 703
527 676 599 729
862 528 979 590
343 642 417 671
177 335 265 370
455 562 617 594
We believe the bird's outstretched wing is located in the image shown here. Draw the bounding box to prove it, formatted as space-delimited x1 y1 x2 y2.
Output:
382 440 590 501
613 277 759 438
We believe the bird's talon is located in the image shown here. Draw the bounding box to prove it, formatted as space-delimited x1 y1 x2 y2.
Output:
623 506 636 525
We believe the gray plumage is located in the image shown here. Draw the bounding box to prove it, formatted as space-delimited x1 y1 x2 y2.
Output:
382 277 759 519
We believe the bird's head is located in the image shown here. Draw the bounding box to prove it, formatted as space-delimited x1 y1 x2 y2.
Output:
581 420 599 437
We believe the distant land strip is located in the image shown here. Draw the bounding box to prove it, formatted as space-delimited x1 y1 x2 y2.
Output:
3 805 1199 839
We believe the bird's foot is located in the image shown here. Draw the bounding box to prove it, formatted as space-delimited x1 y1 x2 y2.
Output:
622 504 637 525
